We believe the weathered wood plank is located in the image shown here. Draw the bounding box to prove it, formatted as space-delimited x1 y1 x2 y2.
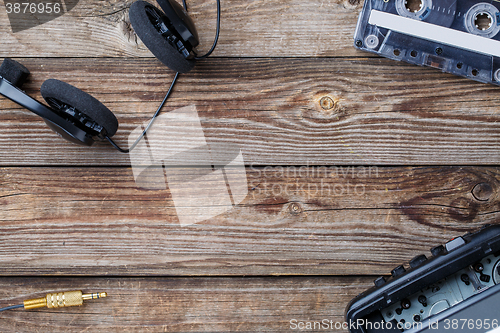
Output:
0 276 368 332
0 0 362 58
1 58 499 166
1 166 499 275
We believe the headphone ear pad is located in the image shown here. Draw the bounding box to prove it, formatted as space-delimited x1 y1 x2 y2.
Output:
0 58 30 88
40 79 119 137
129 0 196 73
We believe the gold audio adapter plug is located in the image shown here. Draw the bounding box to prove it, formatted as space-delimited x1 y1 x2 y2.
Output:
0 291 107 312
23 291 107 309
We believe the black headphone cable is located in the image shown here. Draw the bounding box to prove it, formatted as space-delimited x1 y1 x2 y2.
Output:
105 0 221 154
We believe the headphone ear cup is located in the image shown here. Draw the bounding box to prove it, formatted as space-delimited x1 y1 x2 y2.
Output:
155 0 199 47
40 79 119 137
129 0 196 73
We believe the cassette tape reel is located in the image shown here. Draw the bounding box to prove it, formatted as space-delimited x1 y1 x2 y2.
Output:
354 0 500 85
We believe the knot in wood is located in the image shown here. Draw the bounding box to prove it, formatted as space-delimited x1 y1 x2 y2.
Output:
472 182 493 201
289 203 302 214
319 96 335 110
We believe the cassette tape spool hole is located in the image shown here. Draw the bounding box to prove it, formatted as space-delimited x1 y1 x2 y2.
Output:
475 12 493 30
405 0 423 13
396 0 456 26
396 0 431 20
465 3 500 38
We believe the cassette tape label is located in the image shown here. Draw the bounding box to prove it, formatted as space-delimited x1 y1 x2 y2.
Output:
369 10 500 56
354 0 500 85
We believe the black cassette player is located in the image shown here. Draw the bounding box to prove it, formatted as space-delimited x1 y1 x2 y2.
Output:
345 224 500 333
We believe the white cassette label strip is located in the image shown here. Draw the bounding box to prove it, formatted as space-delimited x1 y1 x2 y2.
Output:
368 9 500 57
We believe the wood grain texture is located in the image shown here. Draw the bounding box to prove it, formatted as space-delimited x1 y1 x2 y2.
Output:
1 166 499 276
1 58 499 166
0 276 369 332
0 0 362 58
2 0 498 330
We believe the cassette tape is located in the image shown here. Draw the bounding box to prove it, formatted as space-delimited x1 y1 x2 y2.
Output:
353 0 500 85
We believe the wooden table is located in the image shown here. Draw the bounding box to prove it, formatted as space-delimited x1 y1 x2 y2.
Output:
1 0 499 331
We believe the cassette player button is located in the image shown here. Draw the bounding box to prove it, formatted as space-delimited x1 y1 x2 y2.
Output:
409 254 427 268
431 245 445 257
391 265 406 277
445 237 466 252
374 276 386 287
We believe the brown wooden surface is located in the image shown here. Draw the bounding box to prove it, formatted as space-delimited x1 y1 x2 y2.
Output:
0 276 371 332
0 0 362 58
0 58 499 166
1 0 500 331
1 166 499 276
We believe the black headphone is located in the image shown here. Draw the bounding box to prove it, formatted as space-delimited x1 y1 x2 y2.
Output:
0 0 220 153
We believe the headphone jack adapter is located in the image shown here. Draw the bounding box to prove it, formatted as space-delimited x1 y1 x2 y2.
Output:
0 290 107 312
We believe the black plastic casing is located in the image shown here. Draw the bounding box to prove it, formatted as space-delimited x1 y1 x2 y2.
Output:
0 76 94 146
344 224 500 333
157 0 199 50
